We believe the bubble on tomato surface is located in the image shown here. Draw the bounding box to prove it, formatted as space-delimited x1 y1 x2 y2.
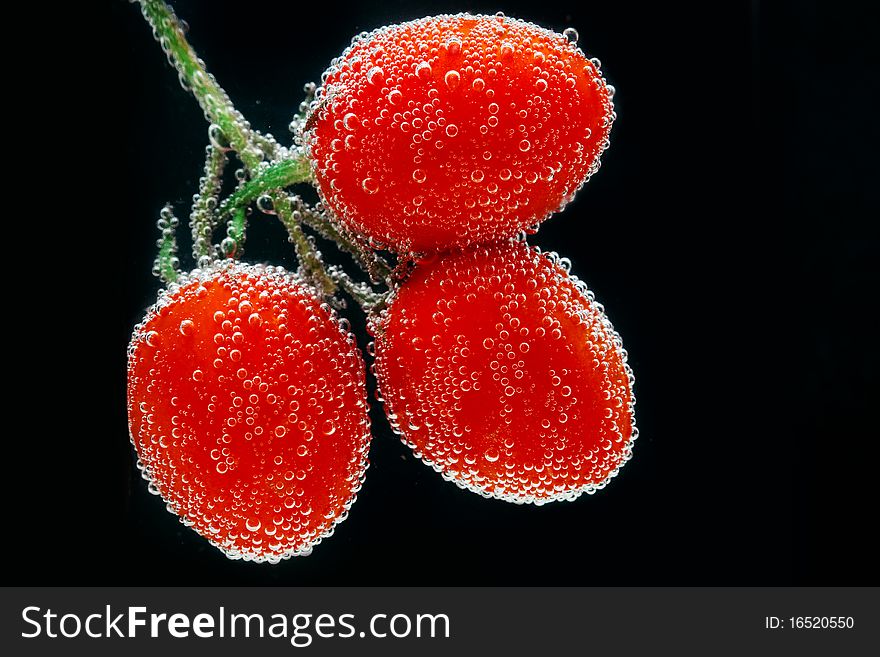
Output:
127 261 372 562
369 240 636 504
304 13 615 253
366 65 384 85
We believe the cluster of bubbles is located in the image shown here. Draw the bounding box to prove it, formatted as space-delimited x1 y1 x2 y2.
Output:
128 261 371 562
369 240 636 504
304 13 615 253
152 205 181 279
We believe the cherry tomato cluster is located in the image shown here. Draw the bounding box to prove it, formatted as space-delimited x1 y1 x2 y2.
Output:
128 12 635 563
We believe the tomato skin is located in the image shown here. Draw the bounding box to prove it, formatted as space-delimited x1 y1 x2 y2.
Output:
307 13 614 254
371 241 635 504
127 262 371 562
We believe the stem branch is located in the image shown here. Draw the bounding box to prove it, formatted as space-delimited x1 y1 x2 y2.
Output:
219 158 311 219
138 0 391 310
272 194 337 296
139 0 262 171
191 144 227 262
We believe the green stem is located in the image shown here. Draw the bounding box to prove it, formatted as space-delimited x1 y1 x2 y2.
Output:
216 161 394 288
272 194 336 296
139 0 332 285
191 144 227 262
138 0 262 171
326 265 387 310
252 130 283 161
218 157 311 219
138 0 390 308
222 207 248 258
296 204 393 284
154 205 179 284
157 237 178 284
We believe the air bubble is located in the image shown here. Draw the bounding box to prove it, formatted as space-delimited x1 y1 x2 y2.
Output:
366 66 384 85
208 124 230 151
343 112 359 130
220 237 236 256
362 177 379 194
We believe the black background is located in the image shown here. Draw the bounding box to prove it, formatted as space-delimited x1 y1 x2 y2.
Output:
14 0 875 585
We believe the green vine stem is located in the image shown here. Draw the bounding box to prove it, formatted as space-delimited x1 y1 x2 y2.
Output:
224 207 248 258
138 0 323 279
326 265 387 310
154 205 180 284
137 0 394 304
288 198 393 284
218 158 311 220
251 130 283 162
191 144 227 262
217 162 394 285
138 0 261 170
271 193 337 296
